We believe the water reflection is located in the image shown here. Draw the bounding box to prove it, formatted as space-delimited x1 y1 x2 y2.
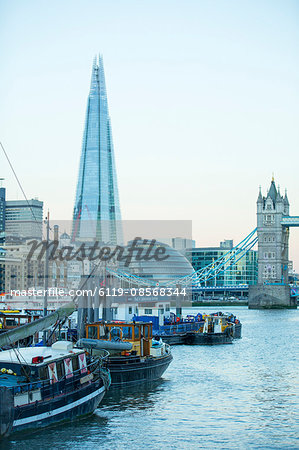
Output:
2 307 298 449
101 378 167 411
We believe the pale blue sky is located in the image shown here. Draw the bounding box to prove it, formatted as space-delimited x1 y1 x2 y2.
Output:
0 0 298 267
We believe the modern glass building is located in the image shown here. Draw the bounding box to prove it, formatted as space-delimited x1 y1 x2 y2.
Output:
122 240 195 286
185 240 258 286
5 199 43 240
72 55 122 244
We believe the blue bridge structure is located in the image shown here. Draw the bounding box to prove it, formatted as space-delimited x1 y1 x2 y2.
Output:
100 180 299 308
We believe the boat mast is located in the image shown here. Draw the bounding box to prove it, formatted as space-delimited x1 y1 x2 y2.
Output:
43 210 50 343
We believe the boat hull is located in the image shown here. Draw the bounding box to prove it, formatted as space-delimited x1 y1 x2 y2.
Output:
11 382 106 434
0 361 109 438
156 334 187 345
233 323 242 338
108 354 173 388
184 332 233 345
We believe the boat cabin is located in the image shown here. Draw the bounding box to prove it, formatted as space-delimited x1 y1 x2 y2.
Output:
0 341 89 389
0 311 41 331
85 321 153 357
202 315 230 334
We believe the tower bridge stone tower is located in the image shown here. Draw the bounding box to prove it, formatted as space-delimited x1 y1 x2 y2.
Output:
249 178 297 309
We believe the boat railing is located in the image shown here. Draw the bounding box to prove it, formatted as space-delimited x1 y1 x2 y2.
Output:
97 348 110 363
158 322 204 335
12 356 101 396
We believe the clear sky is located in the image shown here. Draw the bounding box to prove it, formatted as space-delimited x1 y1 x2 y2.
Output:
0 0 298 269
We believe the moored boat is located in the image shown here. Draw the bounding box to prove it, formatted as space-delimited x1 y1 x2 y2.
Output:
0 301 111 438
78 321 173 388
0 341 110 437
135 310 242 344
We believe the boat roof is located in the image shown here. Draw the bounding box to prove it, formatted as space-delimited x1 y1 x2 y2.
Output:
90 321 152 326
0 343 84 366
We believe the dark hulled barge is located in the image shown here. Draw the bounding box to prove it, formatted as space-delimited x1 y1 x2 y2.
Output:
78 321 173 388
0 341 110 437
135 312 241 345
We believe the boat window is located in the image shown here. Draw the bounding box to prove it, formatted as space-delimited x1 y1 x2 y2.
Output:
88 326 98 339
110 327 122 341
143 325 149 338
134 326 140 340
122 326 132 340
57 361 65 379
72 356 79 372
39 365 48 380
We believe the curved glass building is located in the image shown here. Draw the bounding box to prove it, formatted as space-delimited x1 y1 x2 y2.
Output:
123 240 195 286
72 56 122 244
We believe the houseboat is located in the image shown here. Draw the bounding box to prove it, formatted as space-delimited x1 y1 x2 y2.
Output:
0 302 110 438
77 320 173 388
0 341 110 437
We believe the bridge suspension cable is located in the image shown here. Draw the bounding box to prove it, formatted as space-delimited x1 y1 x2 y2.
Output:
103 228 258 289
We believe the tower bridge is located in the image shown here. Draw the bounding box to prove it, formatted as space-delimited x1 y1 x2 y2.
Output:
248 178 298 309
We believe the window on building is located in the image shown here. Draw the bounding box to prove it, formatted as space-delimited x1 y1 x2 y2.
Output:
144 308 152 314
128 307 132 314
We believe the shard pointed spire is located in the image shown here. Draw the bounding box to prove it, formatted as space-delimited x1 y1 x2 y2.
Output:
72 55 122 244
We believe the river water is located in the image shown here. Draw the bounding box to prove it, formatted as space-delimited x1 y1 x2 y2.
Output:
3 307 299 449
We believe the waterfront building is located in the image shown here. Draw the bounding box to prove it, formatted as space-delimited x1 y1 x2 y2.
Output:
186 240 258 286
159 237 195 251
72 55 122 244
5 199 43 240
122 239 195 286
106 299 171 322
1 242 52 292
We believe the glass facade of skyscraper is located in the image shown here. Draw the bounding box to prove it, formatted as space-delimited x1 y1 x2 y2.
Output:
72 55 122 244
5 199 43 240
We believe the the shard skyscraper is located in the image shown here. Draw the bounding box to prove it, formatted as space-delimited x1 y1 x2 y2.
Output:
72 55 122 244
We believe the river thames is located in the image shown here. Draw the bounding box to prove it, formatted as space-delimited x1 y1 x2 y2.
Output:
3 306 298 449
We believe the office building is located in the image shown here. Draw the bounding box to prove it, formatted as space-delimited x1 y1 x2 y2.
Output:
5 199 43 240
186 240 258 286
72 55 122 244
